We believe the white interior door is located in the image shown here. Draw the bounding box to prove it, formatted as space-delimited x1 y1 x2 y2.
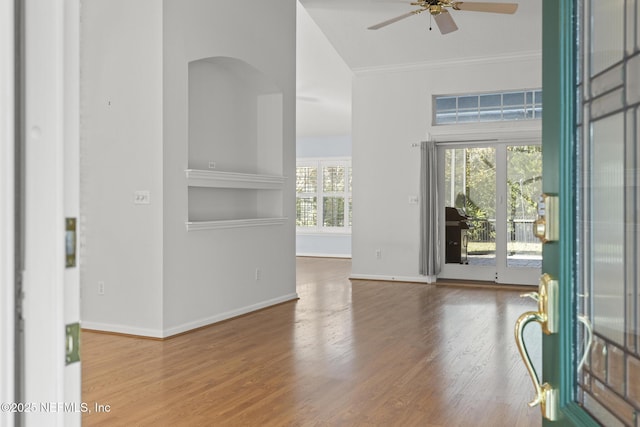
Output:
438 140 542 285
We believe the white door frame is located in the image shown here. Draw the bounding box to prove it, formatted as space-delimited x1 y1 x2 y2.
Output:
21 0 81 426
1 0 16 425
433 129 542 285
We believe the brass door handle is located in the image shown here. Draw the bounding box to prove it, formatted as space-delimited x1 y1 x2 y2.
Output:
514 274 559 420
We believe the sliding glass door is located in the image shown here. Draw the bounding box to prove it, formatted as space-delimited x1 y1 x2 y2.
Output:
438 142 541 285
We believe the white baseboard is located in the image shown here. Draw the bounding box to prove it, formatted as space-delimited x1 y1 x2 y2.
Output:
82 293 299 339
296 253 351 258
81 322 164 339
349 273 435 284
162 292 299 338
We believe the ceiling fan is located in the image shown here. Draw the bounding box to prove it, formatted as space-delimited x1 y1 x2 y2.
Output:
367 1 518 34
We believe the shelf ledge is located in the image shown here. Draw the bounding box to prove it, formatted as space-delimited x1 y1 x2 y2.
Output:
185 169 286 189
185 217 287 231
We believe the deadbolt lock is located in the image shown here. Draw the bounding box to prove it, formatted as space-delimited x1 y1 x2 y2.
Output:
533 194 559 243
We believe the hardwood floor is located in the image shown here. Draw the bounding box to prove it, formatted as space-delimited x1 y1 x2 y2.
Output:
82 257 541 426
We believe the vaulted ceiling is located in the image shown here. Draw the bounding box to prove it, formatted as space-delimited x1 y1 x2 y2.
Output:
298 0 542 70
296 0 542 137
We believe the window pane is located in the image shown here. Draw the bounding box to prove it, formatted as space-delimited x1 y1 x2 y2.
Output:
348 166 352 192
535 90 543 105
503 92 525 106
503 107 526 121
478 110 503 122
296 197 317 227
323 166 345 192
480 94 501 108
296 167 317 193
458 95 478 109
526 91 534 104
436 96 457 111
323 197 344 227
436 112 457 124
348 196 352 227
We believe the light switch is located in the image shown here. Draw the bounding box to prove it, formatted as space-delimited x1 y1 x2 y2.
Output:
134 190 150 205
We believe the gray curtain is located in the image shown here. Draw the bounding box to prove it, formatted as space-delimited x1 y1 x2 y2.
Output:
419 140 440 279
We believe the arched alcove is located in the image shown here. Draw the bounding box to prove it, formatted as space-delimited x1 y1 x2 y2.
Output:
186 56 285 228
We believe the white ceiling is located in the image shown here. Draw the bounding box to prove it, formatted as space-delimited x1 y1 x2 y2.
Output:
298 0 542 70
295 0 542 137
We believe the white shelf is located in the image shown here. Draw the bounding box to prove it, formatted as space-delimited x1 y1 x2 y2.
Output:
185 169 286 189
185 217 287 231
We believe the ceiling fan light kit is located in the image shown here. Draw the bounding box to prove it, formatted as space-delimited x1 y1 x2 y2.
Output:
367 0 518 34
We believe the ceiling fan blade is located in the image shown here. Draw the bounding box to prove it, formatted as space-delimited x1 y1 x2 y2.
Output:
452 2 518 14
433 10 458 34
367 10 420 30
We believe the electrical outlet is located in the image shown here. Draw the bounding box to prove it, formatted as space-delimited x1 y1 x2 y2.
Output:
375 249 382 260
208 161 216 169
98 281 105 295
255 268 261 281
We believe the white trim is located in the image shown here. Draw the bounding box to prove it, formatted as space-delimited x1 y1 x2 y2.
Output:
430 125 541 144
0 0 15 422
80 322 164 339
161 293 299 338
83 293 300 339
296 253 352 259
296 230 352 236
349 274 435 284
186 217 287 231
22 1 69 425
353 50 542 75
185 169 286 189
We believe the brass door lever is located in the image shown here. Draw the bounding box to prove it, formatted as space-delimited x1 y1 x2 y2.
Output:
514 274 559 420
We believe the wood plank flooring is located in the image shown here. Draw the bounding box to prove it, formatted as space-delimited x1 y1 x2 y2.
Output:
82 257 541 426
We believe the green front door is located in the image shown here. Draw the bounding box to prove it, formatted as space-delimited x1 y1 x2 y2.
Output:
529 0 640 425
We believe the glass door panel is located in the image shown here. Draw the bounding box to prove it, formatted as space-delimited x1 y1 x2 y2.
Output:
443 147 496 267
574 0 640 424
506 145 543 269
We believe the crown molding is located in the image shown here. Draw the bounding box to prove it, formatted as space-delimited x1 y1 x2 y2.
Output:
352 50 542 76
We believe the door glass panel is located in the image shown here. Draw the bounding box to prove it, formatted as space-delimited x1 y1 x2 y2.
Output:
576 0 640 423
443 147 496 266
506 145 542 269
590 0 624 76
590 114 625 345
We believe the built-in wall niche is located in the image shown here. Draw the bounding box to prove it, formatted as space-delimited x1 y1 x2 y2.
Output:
186 56 285 230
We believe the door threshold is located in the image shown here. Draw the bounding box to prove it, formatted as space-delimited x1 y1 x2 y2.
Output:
435 279 537 291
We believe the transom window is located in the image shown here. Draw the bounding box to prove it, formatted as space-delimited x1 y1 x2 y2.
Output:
296 159 352 232
434 89 543 125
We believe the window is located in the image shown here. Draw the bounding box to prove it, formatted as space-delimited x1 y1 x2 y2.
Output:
296 159 352 232
434 89 542 125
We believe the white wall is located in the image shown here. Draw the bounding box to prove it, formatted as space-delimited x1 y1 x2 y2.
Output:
162 0 297 335
81 0 296 338
81 0 164 336
351 54 541 282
